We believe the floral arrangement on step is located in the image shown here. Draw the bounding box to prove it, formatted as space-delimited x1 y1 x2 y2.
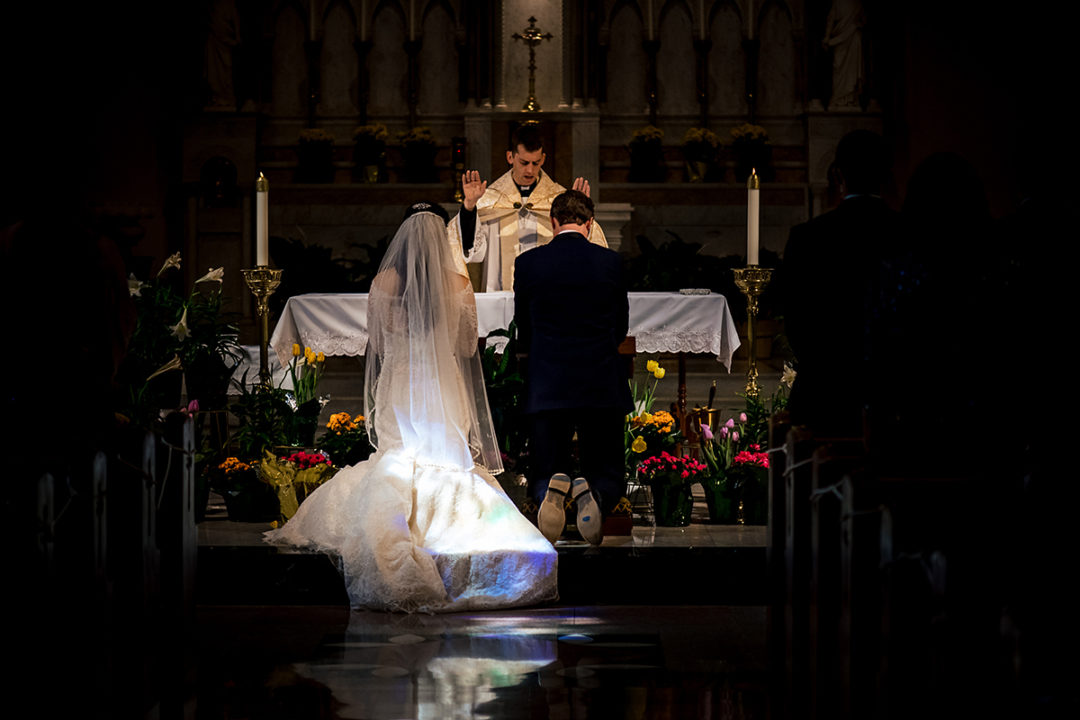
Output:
728 123 770 145
118 251 242 427
625 360 681 476
298 127 335 145
353 123 389 174
316 411 375 467
259 449 338 525
682 127 720 162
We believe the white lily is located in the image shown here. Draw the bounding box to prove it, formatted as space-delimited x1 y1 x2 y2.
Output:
147 355 182 381
781 363 797 388
156 251 181 277
128 273 145 297
170 307 190 341
196 266 225 284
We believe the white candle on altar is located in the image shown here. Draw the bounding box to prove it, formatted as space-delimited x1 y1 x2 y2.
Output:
256 173 269 266
747 168 760 265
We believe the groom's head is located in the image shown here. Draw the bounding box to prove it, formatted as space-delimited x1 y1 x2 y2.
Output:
550 190 594 237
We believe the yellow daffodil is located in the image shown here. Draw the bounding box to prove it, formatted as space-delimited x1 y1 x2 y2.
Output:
317 351 325 363
653 367 665 380
646 360 659 373
292 343 301 357
631 436 647 453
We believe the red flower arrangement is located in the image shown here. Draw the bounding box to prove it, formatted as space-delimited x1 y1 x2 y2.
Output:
281 450 331 470
732 444 769 469
637 451 708 484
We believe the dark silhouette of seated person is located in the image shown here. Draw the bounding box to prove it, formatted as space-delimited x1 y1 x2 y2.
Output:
895 152 995 472
780 129 903 439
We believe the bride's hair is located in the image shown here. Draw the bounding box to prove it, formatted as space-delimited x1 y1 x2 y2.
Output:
402 200 449 223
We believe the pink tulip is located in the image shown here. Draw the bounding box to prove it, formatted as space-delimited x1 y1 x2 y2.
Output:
720 426 729 437
725 418 735 428
701 423 714 441
732 431 740 442
739 412 747 422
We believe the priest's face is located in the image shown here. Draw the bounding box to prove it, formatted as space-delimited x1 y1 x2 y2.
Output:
507 145 545 186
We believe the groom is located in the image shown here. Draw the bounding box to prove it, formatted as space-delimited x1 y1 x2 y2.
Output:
513 189 631 545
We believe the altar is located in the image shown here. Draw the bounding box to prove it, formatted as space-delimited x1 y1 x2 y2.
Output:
269 291 740 415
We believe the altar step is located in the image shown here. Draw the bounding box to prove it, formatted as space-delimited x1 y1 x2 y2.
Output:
195 518 768 607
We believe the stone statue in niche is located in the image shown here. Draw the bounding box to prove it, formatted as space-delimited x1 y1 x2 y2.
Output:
822 0 864 110
206 0 241 108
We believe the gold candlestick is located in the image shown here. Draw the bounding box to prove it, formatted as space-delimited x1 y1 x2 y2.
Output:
242 267 283 387
512 16 553 113
732 266 773 398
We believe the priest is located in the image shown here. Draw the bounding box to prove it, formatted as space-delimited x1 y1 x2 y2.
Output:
448 123 607 291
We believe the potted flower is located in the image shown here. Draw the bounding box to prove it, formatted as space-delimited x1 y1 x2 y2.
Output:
628 125 666 182
209 455 279 522
118 255 243 481
316 411 374 467
258 449 337 524
699 417 740 523
296 127 336 183
728 122 771 182
352 123 388 183
228 370 294 460
682 127 720 182
636 451 707 526
397 126 438 183
625 359 681 477
283 344 327 447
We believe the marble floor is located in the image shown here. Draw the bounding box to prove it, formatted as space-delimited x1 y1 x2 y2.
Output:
195 603 769 719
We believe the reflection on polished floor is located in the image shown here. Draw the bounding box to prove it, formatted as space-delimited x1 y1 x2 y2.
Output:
196 604 768 719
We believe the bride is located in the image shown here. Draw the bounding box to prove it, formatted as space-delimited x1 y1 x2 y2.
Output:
265 202 558 612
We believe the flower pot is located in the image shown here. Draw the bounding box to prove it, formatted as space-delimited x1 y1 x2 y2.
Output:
650 481 693 527
288 399 322 447
296 143 335 183
731 466 768 525
629 143 666 183
221 484 279 523
703 479 738 524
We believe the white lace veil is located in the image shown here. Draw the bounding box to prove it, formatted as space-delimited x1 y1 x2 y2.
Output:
364 208 503 474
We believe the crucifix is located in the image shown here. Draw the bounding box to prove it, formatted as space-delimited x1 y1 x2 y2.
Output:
512 16 553 112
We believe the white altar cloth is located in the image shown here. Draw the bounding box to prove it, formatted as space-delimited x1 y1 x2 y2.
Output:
270 291 740 370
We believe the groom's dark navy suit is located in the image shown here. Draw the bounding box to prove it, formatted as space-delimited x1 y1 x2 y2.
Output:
514 231 632 515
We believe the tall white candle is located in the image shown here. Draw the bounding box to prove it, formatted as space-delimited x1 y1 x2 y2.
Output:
747 168 760 265
256 173 269 266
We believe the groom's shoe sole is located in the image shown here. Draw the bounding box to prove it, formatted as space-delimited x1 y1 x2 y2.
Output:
571 477 604 546
538 473 571 544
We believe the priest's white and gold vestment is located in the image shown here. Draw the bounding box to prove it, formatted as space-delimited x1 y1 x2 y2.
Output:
448 169 607 291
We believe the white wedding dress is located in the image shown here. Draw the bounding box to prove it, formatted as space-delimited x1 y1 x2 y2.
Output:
265 209 557 613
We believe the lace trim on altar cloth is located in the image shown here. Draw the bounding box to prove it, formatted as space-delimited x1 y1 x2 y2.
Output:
630 329 736 367
273 331 370 365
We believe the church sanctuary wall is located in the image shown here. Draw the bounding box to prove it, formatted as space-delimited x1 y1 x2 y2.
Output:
171 0 1054 344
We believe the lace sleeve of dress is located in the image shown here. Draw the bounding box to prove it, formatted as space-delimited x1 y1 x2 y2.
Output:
455 285 479 357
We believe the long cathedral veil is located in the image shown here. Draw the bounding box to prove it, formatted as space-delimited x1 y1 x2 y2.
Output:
363 208 503 474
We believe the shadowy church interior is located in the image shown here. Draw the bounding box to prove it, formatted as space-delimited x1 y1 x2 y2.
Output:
3 0 1071 718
